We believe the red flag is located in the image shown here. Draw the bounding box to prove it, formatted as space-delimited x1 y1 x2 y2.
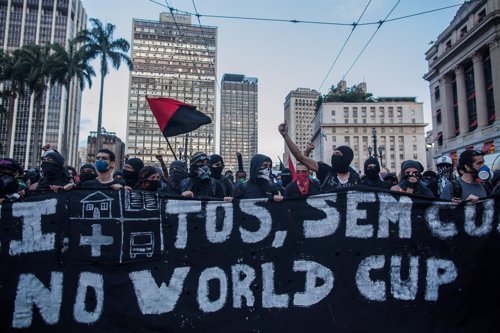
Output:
288 155 297 181
146 97 211 137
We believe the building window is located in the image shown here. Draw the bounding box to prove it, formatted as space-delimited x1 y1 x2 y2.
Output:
459 25 467 38
436 109 442 124
476 9 486 23
434 86 440 101
445 39 452 51
332 136 336 142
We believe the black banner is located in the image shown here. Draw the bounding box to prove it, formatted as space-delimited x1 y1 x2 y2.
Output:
0 187 499 332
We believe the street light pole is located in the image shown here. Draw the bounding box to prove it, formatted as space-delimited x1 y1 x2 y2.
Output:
368 146 372 157
372 127 378 160
378 146 384 167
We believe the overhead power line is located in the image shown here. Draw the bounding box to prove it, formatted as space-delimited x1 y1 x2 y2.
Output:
341 0 402 81
318 0 373 91
149 0 461 28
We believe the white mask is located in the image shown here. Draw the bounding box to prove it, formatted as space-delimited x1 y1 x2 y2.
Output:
257 167 272 181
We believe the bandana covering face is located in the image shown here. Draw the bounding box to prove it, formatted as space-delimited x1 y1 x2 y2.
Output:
296 172 310 195
257 167 271 181
196 165 211 180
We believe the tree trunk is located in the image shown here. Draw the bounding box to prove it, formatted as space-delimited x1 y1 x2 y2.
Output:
5 92 17 158
60 82 71 162
96 70 105 154
30 95 42 168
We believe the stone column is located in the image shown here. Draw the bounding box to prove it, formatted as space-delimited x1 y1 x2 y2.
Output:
472 52 488 127
455 65 469 134
440 75 455 139
489 36 500 122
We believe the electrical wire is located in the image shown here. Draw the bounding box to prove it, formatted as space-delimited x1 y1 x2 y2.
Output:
341 0 402 81
149 0 462 28
318 0 373 91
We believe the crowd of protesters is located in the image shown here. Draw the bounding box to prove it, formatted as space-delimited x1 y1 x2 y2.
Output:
1 122 499 204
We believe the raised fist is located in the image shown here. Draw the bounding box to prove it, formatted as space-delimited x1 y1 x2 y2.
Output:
278 121 288 136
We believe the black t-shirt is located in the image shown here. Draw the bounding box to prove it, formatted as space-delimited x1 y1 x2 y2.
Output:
80 179 126 189
316 162 361 192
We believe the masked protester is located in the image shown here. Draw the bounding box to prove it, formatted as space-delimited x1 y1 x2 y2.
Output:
440 150 487 202
421 171 437 186
427 156 454 197
225 170 234 184
233 154 283 201
160 160 187 196
23 168 41 189
235 170 247 183
383 172 398 187
279 168 293 188
391 160 434 197
284 163 320 198
361 157 391 189
31 150 71 191
136 166 161 191
122 157 144 188
78 163 97 184
180 152 225 199
113 170 124 181
79 149 125 190
210 154 234 196
0 158 24 202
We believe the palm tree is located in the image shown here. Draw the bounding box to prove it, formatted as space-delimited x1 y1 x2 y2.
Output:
16 43 53 166
0 49 26 157
76 18 132 153
49 39 95 160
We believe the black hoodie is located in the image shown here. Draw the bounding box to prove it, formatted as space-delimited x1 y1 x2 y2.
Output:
233 154 279 199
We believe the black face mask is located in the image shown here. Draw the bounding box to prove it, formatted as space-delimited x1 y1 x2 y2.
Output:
0 174 18 196
122 169 138 180
210 166 223 179
41 162 63 178
226 175 234 183
144 180 160 191
365 168 380 180
281 174 293 187
79 173 97 182
332 155 350 174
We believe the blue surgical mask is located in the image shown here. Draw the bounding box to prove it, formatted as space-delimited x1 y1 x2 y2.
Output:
95 160 109 173
478 165 492 181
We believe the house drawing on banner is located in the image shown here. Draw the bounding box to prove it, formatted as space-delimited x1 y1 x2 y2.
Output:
125 191 159 211
80 191 114 219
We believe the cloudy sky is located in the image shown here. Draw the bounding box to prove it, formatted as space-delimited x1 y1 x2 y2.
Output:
80 0 463 163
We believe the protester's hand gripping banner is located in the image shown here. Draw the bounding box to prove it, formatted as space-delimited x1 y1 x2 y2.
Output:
0 187 499 332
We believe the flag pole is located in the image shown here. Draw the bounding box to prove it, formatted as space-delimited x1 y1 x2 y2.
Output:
165 138 178 160
184 133 189 163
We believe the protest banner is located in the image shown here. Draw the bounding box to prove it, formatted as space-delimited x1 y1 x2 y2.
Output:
0 187 499 332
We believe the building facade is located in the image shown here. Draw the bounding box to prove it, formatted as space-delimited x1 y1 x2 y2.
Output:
220 73 258 171
283 88 320 163
126 13 217 165
0 0 87 168
86 128 125 171
312 98 427 173
424 0 500 164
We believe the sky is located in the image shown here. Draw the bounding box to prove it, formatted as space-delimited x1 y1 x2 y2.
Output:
79 0 464 163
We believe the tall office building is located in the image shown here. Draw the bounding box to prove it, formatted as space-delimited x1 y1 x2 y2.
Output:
126 13 217 165
283 88 320 163
312 93 427 172
0 0 87 168
219 74 258 172
424 0 499 163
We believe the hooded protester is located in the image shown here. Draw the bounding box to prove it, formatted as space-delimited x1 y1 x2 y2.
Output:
78 163 97 184
23 168 41 189
225 170 234 183
284 163 320 198
122 157 144 188
31 150 71 191
160 160 187 196
210 154 234 196
361 157 392 189
383 172 399 187
391 160 434 197
279 121 361 193
136 166 161 191
279 168 293 188
233 154 283 201
180 152 225 199
427 155 454 197
0 158 24 202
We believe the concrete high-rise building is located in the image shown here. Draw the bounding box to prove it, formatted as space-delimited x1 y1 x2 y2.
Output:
312 95 427 173
424 0 500 164
0 0 87 168
86 128 125 171
126 13 217 165
220 74 258 171
283 88 320 163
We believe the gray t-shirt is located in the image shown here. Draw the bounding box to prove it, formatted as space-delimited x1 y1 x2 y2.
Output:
440 177 487 200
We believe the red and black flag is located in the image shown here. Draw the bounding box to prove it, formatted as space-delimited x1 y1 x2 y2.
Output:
146 97 212 138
